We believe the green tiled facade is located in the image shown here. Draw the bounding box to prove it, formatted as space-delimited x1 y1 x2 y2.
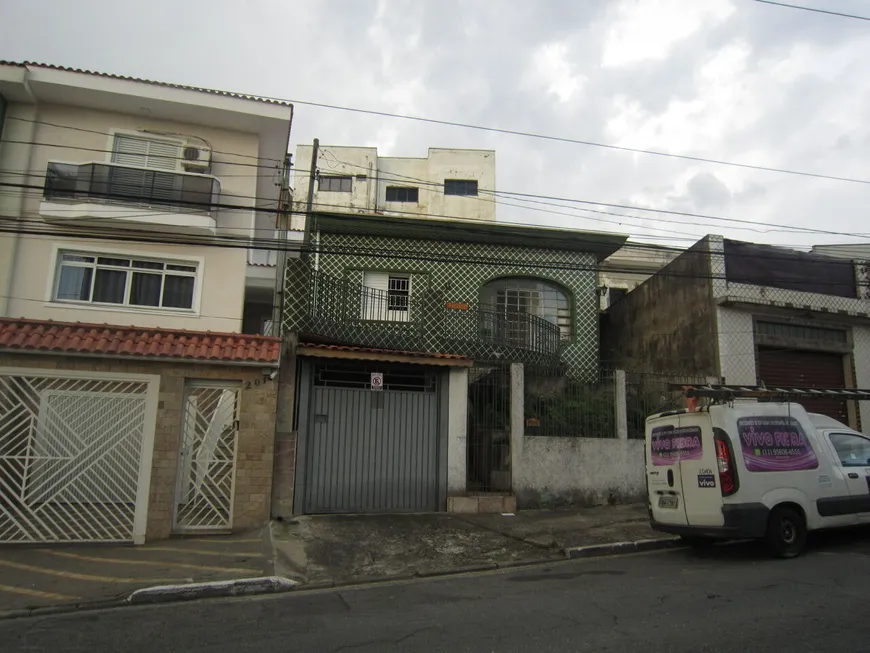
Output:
284 230 602 375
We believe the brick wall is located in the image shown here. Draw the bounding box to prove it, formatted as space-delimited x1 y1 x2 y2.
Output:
0 353 278 541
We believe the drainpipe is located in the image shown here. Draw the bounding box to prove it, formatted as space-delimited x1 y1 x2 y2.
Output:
1 69 37 318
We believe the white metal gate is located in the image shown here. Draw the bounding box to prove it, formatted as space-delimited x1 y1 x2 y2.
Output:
0 369 157 544
172 382 240 532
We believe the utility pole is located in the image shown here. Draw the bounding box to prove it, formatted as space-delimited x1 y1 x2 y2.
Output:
271 139 317 519
301 138 319 262
270 152 292 335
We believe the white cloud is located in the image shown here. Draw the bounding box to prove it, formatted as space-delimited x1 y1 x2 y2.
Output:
602 0 735 68
2 0 870 248
531 42 587 103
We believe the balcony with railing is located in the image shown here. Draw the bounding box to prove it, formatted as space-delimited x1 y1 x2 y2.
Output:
39 161 221 234
284 266 563 365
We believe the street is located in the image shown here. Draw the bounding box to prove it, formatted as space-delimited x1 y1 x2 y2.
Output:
3 530 870 653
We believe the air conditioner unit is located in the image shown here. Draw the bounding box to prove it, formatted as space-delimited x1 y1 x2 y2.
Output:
180 144 212 172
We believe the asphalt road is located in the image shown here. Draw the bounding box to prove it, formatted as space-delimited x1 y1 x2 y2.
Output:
3 530 870 653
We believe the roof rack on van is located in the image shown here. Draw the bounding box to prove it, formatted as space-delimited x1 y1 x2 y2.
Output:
668 384 870 401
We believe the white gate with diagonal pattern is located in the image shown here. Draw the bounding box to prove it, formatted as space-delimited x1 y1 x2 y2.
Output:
0 368 158 544
172 382 240 533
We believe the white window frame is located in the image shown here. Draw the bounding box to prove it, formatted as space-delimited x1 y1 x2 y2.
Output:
45 243 205 316
106 130 185 172
361 272 412 322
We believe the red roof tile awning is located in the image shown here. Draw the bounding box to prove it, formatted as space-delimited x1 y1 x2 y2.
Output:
0 318 281 366
298 342 471 367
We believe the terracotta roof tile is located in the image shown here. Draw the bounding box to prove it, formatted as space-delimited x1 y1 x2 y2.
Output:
0 61 293 107
299 342 469 361
0 318 281 366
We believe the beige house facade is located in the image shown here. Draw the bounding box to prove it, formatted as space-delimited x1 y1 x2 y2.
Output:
0 62 293 544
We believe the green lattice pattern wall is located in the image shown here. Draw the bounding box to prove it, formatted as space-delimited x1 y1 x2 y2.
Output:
284 233 601 374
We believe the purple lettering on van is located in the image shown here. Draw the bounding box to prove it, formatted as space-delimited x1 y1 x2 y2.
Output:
650 426 703 466
737 417 818 472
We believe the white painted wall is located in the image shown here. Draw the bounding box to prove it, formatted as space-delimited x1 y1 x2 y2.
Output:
1 101 268 332
513 437 646 508
294 145 496 222
716 307 756 385
447 367 469 496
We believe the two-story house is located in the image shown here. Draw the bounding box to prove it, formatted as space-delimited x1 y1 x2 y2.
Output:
0 62 294 544
272 144 627 517
603 235 870 433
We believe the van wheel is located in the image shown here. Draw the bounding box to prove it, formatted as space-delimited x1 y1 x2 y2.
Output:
765 506 807 559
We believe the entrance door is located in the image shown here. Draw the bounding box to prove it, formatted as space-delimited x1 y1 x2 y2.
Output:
173 382 240 533
299 361 442 513
466 367 511 492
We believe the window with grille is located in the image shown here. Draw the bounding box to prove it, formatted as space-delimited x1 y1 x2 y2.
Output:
319 176 352 192
444 179 478 196
53 250 198 310
480 277 572 341
385 186 419 203
362 272 411 322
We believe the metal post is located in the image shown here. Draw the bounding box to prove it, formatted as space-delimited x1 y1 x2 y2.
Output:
615 369 628 440
510 362 525 490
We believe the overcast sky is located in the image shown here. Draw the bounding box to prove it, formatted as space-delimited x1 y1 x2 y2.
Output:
2 0 869 250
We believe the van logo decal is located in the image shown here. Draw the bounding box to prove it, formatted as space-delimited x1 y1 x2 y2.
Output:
737 417 818 472
650 426 703 466
697 469 716 488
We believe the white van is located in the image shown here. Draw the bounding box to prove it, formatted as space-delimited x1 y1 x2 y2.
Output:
646 398 870 557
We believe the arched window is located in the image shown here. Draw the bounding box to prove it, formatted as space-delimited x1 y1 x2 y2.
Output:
480 277 572 341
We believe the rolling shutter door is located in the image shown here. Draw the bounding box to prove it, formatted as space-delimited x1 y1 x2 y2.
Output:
757 347 848 423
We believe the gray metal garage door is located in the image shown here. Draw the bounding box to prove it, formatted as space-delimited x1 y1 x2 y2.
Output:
297 361 442 513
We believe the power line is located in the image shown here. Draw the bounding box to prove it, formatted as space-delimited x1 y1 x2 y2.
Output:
5 120 865 241
314 152 868 239
0 215 865 287
754 0 870 21
285 102 870 186
10 86 870 188
5 116 287 165
2 182 866 264
0 139 282 172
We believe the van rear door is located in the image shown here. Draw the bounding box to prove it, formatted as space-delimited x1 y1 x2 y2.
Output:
647 420 691 526
675 414 724 527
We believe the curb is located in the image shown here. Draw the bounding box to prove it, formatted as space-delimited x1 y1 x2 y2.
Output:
0 597 129 622
128 576 298 605
565 537 682 559
0 538 681 621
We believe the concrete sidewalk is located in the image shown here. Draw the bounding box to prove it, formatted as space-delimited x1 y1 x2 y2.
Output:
0 504 670 617
0 529 270 615
271 503 668 586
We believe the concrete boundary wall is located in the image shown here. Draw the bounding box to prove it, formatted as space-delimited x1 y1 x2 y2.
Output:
514 437 645 508
510 364 646 508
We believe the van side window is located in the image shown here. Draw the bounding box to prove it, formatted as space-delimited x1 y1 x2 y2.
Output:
829 433 870 467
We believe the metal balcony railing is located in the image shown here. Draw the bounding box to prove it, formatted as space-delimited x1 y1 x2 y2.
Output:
293 268 563 363
43 162 221 215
